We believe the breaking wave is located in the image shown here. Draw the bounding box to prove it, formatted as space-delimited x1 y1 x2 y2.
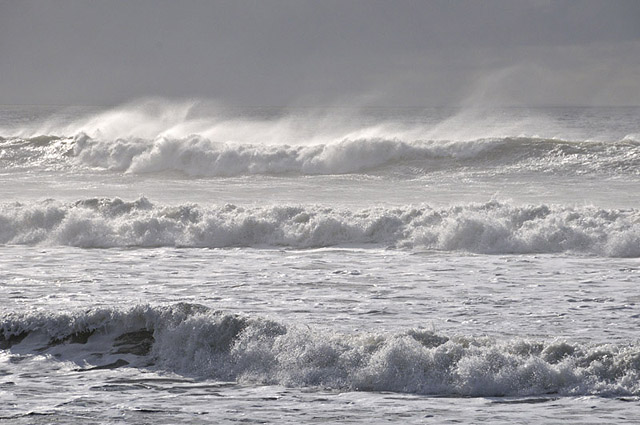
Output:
0 197 638 256
2 99 639 177
1 133 639 176
3 303 640 397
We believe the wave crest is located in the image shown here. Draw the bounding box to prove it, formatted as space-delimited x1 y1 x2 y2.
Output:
0 198 638 256
2 132 638 176
71 133 502 176
3 303 640 397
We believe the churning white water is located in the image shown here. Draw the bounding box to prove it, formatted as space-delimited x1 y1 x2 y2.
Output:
1 100 639 423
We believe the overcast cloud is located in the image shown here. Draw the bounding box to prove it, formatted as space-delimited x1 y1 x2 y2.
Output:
1 0 639 106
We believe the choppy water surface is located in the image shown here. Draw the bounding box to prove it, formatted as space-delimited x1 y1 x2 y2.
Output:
1 102 639 423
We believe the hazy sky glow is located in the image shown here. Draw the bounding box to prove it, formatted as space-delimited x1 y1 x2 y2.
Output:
1 0 639 106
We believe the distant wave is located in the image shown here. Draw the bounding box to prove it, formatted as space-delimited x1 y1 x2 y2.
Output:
3 303 640 397
0 198 638 256
1 133 639 176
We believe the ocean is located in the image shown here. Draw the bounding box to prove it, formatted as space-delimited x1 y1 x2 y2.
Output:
1 100 639 423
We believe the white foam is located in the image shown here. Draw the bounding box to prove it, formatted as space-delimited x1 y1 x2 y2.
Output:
4 99 638 177
2 130 638 177
70 133 505 176
3 303 640 397
2 132 639 178
0 198 638 256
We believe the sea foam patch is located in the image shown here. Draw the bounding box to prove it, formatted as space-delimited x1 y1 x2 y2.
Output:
0 198 638 256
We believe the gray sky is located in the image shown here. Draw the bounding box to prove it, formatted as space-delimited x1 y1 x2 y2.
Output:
1 0 639 106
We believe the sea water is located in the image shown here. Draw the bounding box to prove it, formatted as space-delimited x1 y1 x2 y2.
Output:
1 100 639 423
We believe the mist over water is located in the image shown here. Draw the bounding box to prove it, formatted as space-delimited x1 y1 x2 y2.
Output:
1 99 639 179
2 0 640 421
4 98 637 141
1 100 640 423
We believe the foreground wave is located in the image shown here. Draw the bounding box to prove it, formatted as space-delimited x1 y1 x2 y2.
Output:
2 303 640 397
0 198 638 256
1 133 639 176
